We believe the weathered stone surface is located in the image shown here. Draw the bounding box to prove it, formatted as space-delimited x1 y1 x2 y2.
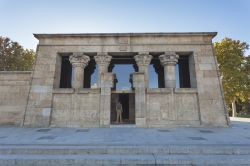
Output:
0 72 31 126
147 88 200 126
51 91 100 128
99 73 114 127
0 119 250 165
134 52 152 87
0 32 229 128
133 72 147 127
94 52 112 87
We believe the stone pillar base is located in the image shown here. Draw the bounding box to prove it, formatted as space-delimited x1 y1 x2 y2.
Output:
136 118 146 127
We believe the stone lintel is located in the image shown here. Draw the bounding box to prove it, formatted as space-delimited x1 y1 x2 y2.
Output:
146 88 172 94
174 88 198 94
77 88 100 94
52 88 74 94
34 32 218 39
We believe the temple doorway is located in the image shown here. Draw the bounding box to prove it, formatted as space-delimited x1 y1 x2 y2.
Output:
108 54 137 125
111 91 135 124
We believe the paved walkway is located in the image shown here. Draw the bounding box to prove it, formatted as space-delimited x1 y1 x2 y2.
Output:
0 117 249 146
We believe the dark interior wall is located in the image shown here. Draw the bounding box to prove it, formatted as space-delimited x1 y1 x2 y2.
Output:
111 93 118 122
151 57 165 88
119 94 129 119
178 55 191 88
59 56 72 88
84 58 96 88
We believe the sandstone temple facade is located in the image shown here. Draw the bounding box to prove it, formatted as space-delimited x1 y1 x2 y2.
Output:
0 33 230 127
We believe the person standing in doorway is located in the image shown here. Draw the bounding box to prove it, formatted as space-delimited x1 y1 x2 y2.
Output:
116 101 123 123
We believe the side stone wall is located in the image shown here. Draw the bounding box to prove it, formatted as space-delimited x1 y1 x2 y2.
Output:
51 89 100 128
0 71 31 125
146 88 200 127
24 46 58 127
194 45 229 127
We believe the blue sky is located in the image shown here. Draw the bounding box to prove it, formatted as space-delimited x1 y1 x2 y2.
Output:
0 0 249 88
0 0 249 51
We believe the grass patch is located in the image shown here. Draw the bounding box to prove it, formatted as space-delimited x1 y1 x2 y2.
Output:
238 114 250 118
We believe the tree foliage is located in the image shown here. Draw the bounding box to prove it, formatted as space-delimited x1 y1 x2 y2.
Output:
214 38 250 109
0 36 35 71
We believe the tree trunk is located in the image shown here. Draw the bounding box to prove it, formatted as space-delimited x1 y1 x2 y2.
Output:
232 98 237 117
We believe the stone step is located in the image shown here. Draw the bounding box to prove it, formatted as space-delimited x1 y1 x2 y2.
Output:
110 124 136 128
0 154 250 166
1 144 250 155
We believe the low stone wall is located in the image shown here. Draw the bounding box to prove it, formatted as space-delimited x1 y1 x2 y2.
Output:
146 88 200 127
0 71 31 125
51 88 100 128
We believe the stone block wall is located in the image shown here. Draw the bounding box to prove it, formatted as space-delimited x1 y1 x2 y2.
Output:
146 88 200 127
16 32 228 128
24 46 57 127
0 71 31 125
194 45 229 127
51 89 100 128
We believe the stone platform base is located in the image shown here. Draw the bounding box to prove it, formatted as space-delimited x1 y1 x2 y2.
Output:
0 145 250 165
0 117 249 165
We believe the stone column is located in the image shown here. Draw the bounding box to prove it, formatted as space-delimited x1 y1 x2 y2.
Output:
69 53 90 89
134 52 152 87
159 52 179 88
133 72 147 127
94 52 112 87
100 73 114 127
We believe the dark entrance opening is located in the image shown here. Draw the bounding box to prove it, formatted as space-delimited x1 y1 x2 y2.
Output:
60 56 72 88
111 92 135 124
120 94 129 120
150 55 165 88
178 55 191 88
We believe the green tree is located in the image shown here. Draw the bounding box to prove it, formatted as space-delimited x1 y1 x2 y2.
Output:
0 36 35 71
242 55 250 94
214 38 250 116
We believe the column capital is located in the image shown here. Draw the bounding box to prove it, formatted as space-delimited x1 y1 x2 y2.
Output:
159 51 179 66
134 52 152 66
69 53 90 68
94 52 112 66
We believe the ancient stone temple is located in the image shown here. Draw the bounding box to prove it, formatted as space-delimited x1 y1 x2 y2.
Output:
0 32 230 127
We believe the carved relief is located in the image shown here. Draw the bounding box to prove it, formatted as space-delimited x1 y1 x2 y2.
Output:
69 53 90 68
159 51 179 66
134 52 152 66
94 52 112 66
